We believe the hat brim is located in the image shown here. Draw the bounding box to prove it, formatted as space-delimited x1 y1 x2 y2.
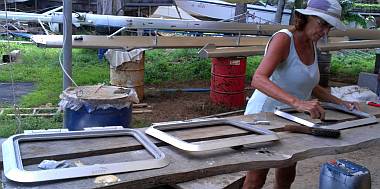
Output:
295 9 346 31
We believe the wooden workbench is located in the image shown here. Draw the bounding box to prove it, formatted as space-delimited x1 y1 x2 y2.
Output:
2 104 380 189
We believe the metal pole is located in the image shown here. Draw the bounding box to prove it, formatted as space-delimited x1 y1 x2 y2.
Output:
63 0 72 129
63 0 72 89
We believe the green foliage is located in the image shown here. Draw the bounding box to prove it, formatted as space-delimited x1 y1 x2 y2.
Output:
144 49 211 84
340 0 368 27
246 56 262 82
0 115 62 137
353 3 380 11
0 44 109 107
330 50 375 81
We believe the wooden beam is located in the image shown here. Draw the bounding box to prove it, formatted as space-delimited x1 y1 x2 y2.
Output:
2 105 380 189
4 120 380 188
200 40 380 58
31 35 271 49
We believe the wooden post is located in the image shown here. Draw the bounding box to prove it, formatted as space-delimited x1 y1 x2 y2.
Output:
374 48 380 74
317 51 332 87
235 3 247 23
274 0 285 24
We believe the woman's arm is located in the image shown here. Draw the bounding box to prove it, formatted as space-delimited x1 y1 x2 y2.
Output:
312 85 343 104
312 85 359 110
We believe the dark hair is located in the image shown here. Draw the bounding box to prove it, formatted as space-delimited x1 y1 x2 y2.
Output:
290 11 308 31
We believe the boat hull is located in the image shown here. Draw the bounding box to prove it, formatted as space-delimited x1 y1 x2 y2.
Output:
175 0 291 24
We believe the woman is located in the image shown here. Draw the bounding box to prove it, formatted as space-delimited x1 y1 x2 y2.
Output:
243 0 357 188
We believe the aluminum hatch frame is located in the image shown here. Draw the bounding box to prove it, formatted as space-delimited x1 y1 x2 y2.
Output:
274 102 378 130
145 119 279 152
2 127 169 183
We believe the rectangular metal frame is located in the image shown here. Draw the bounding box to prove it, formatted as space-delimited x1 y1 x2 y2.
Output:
274 102 377 130
145 119 279 152
2 127 169 183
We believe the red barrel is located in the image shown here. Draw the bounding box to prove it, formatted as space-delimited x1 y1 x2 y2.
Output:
210 57 246 107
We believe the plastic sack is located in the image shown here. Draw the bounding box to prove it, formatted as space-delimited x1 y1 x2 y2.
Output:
59 85 139 113
331 85 378 102
105 48 147 68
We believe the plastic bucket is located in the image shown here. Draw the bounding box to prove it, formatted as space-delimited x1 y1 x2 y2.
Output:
60 85 139 131
64 106 132 131
318 52 331 87
319 159 371 189
110 52 145 101
210 57 246 107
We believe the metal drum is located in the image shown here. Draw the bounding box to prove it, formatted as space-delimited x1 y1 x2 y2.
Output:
210 57 246 107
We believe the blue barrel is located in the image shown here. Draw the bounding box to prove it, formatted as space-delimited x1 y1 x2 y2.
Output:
319 159 371 189
64 106 132 131
60 85 139 131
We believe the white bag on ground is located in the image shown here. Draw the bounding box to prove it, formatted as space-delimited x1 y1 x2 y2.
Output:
331 85 379 102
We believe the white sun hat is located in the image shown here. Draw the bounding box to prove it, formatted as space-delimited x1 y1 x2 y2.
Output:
295 0 346 31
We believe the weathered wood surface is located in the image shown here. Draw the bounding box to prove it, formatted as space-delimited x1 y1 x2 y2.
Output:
2 104 380 189
174 171 246 189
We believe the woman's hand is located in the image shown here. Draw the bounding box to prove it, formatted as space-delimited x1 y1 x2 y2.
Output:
293 99 325 119
339 100 360 111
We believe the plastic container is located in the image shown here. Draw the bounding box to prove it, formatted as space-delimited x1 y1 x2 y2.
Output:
319 159 371 189
60 85 139 131
210 57 246 107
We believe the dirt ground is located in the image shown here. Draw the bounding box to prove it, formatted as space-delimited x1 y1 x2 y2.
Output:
0 82 35 106
134 80 380 189
133 80 246 125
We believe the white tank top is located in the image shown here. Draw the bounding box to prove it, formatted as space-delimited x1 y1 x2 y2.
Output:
244 29 320 115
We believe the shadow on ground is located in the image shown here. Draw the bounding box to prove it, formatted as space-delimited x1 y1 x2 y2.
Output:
0 82 35 106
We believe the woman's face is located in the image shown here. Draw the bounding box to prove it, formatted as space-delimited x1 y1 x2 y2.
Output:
305 16 333 42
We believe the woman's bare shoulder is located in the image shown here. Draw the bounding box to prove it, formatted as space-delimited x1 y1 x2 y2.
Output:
266 32 291 59
270 32 291 48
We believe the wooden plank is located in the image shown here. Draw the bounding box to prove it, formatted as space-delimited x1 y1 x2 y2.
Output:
200 40 380 58
174 172 246 189
32 35 271 49
15 107 369 165
3 121 380 189
4 104 379 166
0 104 151 117
174 106 380 189
2 104 380 188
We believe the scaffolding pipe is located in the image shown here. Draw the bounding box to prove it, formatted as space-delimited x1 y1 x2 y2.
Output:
63 0 72 89
63 0 72 129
